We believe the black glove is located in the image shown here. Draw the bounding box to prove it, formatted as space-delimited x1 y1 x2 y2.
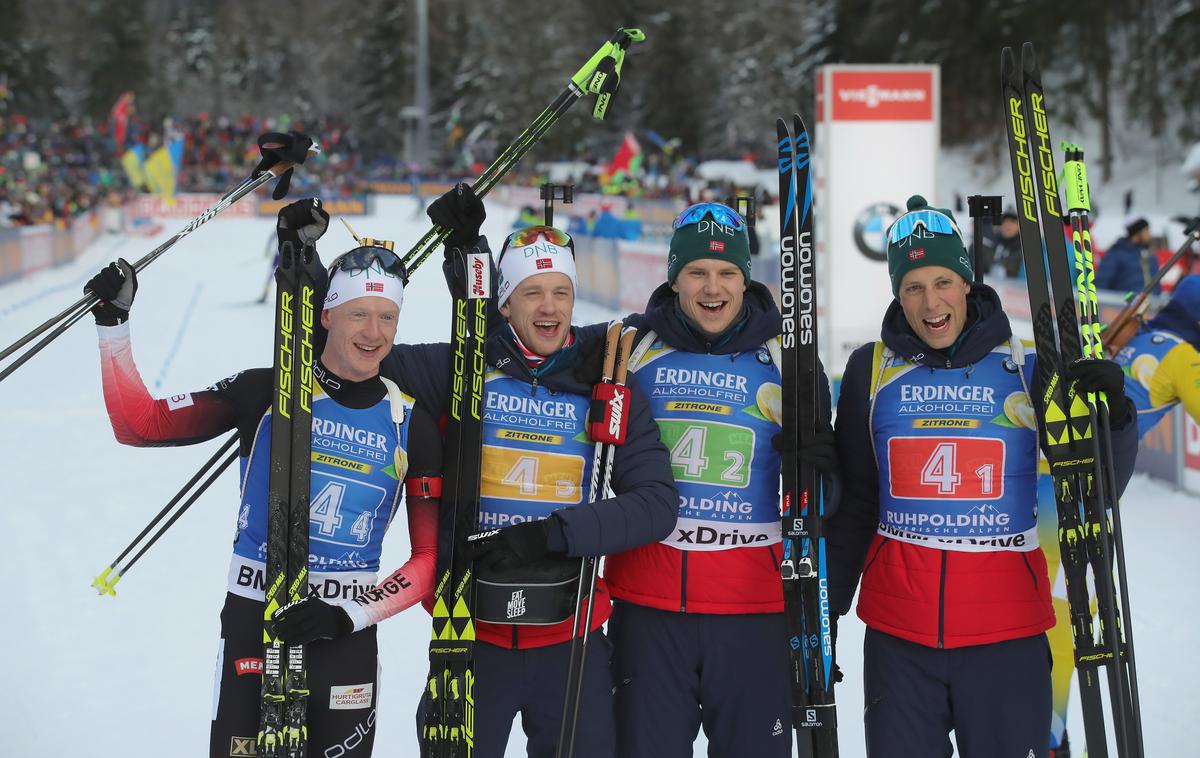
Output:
277 197 329 251
472 519 555 573
829 616 844 684
427 182 486 251
86 259 137 326
773 424 842 515
1067 357 1131 426
272 596 353 645
253 131 315 200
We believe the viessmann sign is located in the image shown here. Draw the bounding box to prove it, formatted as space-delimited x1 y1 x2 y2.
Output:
826 70 935 121
815 64 940 374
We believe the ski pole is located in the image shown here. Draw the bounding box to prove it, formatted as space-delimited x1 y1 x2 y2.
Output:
557 323 635 758
401 27 646 276
1064 143 1145 757
92 433 239 596
0 144 319 386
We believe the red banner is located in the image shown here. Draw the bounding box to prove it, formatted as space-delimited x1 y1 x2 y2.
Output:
830 70 934 121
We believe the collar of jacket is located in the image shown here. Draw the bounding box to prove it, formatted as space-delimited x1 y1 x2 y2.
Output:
880 283 1013 368
487 325 587 392
639 280 782 355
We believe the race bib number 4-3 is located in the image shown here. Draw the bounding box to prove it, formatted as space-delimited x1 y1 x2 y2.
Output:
888 436 1006 500
481 445 586 505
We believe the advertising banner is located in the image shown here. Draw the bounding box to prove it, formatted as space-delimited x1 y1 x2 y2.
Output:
816 64 940 374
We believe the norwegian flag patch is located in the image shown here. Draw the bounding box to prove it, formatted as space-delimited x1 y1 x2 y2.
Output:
908 249 925 260
709 240 725 252
535 258 553 270
366 282 384 292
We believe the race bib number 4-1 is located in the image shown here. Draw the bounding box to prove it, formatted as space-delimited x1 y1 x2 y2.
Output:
888 436 1006 500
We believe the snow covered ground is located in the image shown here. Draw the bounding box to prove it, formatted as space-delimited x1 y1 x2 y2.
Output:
1 195 1195 756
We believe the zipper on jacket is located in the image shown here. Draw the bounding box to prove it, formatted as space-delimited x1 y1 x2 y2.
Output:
679 551 688 612
1020 552 1039 589
861 539 887 578
937 551 948 649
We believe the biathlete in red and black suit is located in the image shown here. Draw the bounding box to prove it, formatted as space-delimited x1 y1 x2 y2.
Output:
827 195 1139 758
604 202 837 758
88 195 443 758
374 185 678 758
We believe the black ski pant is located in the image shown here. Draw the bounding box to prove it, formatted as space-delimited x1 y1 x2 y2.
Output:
862 627 1052 758
609 602 802 758
210 592 379 758
415 634 617 758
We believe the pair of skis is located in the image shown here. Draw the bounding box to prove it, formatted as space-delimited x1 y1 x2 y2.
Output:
258 241 320 756
777 113 839 757
1000 42 1144 758
422 243 491 758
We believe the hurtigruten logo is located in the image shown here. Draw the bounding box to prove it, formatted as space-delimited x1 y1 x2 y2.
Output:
837 84 927 108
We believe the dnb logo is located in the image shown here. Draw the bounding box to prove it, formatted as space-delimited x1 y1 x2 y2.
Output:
853 202 903 262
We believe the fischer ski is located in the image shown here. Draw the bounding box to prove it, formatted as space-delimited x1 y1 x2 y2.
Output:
777 113 838 757
422 245 492 757
258 241 319 757
1000 42 1144 758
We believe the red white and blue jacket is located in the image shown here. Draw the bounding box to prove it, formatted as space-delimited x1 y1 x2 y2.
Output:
606 282 834 615
828 285 1139 649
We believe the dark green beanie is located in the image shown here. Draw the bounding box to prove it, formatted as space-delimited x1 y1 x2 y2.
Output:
886 194 973 295
667 212 752 284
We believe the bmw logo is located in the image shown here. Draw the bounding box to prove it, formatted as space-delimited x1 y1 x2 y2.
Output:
757 347 772 364
854 202 903 262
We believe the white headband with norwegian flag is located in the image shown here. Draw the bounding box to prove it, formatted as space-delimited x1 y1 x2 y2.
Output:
324 259 405 311
496 239 578 307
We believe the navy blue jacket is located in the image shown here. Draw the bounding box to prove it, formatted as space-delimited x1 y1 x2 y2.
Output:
1147 274 1200 349
379 238 677 560
828 284 1140 621
1095 237 1159 295
605 281 837 616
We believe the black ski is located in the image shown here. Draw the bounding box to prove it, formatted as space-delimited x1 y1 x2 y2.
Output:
259 241 318 757
422 245 491 757
777 114 838 757
1000 42 1143 758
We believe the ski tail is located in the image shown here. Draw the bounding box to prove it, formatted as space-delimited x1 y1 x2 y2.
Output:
1002 43 1145 758
423 244 491 758
778 113 838 758
257 240 316 757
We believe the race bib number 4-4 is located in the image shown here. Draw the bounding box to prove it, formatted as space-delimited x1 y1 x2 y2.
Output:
888 436 1005 500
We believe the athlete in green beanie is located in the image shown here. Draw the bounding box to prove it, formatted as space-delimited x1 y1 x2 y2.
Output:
886 194 973 296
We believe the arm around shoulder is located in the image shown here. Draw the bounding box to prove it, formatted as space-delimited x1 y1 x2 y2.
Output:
552 377 677 557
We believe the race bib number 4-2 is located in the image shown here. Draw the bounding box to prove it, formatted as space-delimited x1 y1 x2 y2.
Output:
888 436 1005 500
658 419 755 488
